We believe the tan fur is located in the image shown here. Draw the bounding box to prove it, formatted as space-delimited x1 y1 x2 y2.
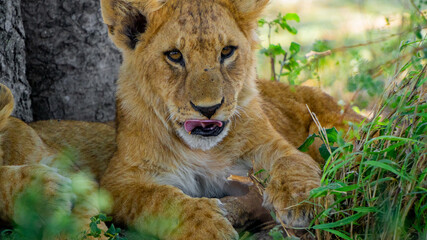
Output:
258 81 363 163
0 84 115 238
100 0 362 239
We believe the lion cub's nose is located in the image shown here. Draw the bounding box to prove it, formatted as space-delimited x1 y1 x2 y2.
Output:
190 98 224 119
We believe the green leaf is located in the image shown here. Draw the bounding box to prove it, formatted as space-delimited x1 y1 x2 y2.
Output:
268 44 287 56
365 135 424 145
325 127 338 144
254 169 266 176
366 141 406 154
334 184 359 192
89 222 101 237
105 225 116 235
353 207 378 213
290 42 301 55
362 160 410 181
258 18 267 27
279 21 290 31
105 224 121 237
284 13 300 22
369 177 395 187
298 133 318 152
400 61 412 73
319 145 337 161
313 212 367 229
321 229 352 240
99 213 107 221
319 144 330 161
285 24 298 35
310 182 348 197
400 40 421 52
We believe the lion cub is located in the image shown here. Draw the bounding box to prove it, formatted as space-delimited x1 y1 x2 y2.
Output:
100 0 361 239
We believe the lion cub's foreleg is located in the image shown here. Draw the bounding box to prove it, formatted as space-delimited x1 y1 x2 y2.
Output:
244 104 321 228
101 164 237 240
251 142 320 228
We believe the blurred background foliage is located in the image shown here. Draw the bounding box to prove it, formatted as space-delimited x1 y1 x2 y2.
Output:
257 0 426 115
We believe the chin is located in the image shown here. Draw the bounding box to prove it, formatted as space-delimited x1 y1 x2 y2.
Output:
176 125 230 151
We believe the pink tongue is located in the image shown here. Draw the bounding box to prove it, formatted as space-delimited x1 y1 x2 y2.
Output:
184 120 223 133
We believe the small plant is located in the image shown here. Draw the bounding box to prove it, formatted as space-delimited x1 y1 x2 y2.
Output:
258 13 303 83
85 214 125 240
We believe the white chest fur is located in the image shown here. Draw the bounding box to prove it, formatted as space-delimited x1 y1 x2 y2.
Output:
155 156 251 198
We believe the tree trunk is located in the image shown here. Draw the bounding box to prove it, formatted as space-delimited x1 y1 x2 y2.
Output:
0 0 33 122
21 0 121 122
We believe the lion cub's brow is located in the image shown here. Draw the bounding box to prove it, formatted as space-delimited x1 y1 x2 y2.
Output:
176 1 231 34
169 4 236 53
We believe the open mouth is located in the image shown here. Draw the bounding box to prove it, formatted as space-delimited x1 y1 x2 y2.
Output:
184 120 227 137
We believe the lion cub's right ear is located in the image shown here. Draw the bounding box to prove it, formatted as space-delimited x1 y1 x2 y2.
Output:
101 0 165 50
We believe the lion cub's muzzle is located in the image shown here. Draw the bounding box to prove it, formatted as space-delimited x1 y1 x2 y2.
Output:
185 97 227 137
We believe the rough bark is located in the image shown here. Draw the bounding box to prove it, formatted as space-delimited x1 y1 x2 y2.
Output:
21 0 121 122
0 0 33 122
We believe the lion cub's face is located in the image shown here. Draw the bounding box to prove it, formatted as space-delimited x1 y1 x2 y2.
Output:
103 0 263 150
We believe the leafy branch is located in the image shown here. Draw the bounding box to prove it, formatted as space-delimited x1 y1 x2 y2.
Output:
259 13 302 83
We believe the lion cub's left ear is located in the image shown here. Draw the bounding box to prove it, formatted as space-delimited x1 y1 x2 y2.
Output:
101 0 165 51
229 0 270 28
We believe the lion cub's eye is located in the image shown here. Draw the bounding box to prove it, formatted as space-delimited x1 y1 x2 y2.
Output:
165 49 185 66
221 46 237 62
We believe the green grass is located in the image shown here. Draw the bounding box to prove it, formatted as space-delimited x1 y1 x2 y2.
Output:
306 56 426 240
303 7 426 240
257 1 426 239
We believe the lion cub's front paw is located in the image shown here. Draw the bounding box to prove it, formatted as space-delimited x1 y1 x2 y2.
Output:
263 181 317 228
31 164 75 210
174 198 238 240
